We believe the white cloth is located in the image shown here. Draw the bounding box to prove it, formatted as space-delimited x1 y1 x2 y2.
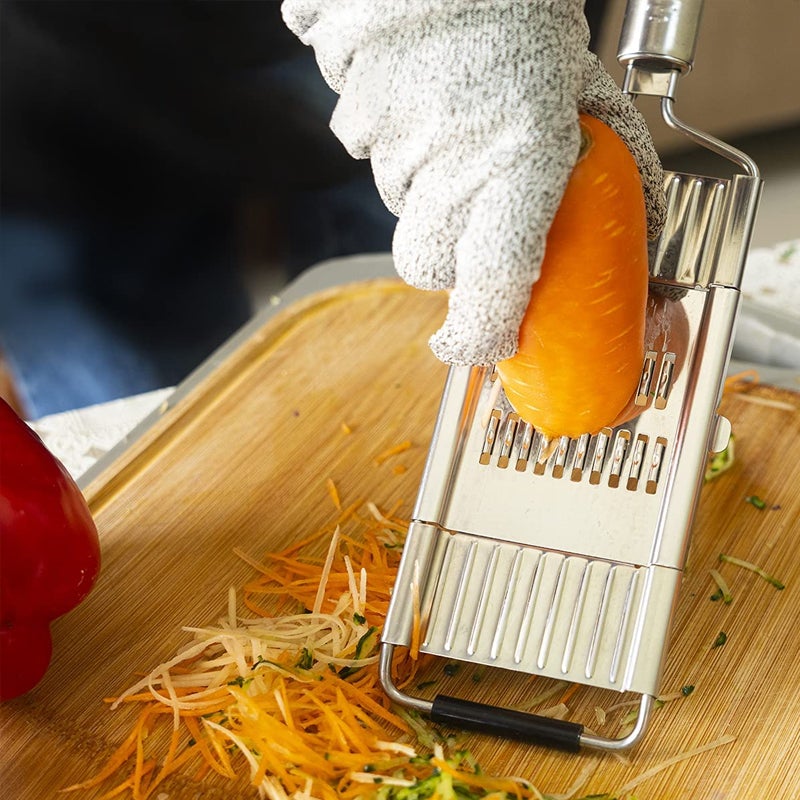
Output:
29 388 173 481
282 0 666 365
734 239 800 369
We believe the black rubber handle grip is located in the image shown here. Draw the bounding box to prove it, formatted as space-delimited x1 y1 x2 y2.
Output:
430 694 584 752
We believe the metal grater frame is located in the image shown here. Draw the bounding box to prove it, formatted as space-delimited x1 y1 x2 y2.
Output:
379 0 763 752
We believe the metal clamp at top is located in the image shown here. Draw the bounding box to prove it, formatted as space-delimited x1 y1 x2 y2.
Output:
617 0 759 178
618 0 705 75
617 0 704 100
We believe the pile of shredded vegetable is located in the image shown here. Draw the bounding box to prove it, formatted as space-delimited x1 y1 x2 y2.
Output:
64 500 543 800
64 487 747 800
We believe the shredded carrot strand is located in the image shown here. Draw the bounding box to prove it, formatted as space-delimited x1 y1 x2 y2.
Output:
724 368 760 394
95 777 137 800
374 439 412 464
326 477 342 510
183 715 235 778
559 682 580 706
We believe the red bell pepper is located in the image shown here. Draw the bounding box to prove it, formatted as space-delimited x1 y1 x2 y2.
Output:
0 398 101 701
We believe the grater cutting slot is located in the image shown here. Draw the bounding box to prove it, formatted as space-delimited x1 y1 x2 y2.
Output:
655 354 677 409
627 434 648 490
479 410 500 465
570 433 591 481
608 430 631 488
514 421 534 470
497 414 519 468
585 565 615 679
467 544 501 655
442 538 477 652
562 561 592 673
531 433 549 475
537 557 568 669
636 351 657 405
514 550 544 664
551 436 571 478
609 569 639 684
381 0 762 752
589 428 612 485
646 437 667 494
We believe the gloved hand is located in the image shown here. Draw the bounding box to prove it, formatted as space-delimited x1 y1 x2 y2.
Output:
282 0 666 365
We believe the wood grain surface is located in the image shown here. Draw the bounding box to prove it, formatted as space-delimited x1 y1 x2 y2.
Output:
1 279 798 799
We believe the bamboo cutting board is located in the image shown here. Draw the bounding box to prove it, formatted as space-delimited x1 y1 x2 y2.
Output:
2 277 799 799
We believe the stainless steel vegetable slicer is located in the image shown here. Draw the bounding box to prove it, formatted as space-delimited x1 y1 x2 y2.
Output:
379 0 762 751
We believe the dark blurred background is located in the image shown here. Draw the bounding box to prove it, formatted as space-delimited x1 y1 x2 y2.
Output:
0 0 399 418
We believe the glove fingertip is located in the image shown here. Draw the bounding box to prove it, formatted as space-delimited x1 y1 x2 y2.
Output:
392 206 457 291
428 317 519 367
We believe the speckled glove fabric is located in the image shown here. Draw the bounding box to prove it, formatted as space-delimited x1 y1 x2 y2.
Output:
282 0 666 365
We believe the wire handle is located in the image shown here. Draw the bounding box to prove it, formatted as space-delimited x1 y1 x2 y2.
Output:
379 644 654 752
431 695 584 752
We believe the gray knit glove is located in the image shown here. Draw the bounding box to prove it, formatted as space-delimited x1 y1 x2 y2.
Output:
282 0 666 365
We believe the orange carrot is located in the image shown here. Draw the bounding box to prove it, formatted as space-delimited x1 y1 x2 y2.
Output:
497 114 650 439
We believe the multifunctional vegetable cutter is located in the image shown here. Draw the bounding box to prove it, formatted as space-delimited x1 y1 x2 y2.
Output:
379 0 762 752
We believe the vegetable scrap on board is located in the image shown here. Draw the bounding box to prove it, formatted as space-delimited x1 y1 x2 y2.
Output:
744 495 768 510
711 632 728 649
718 553 785 591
